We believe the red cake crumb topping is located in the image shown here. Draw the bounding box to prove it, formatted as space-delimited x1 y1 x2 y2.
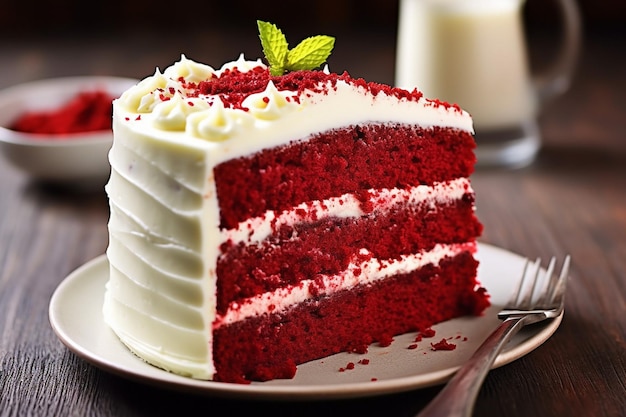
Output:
213 252 484 383
215 124 477 230
173 66 459 112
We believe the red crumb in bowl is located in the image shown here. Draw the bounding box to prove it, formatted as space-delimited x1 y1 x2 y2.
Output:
10 90 115 135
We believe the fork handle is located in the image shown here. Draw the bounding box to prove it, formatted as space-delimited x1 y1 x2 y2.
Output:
416 316 529 417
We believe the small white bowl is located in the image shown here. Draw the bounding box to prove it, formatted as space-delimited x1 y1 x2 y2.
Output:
0 76 137 185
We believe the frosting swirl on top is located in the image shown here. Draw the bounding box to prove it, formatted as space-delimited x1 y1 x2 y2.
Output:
186 100 255 142
241 81 299 121
117 54 301 142
153 95 211 131
118 70 169 113
115 54 472 144
163 54 216 83
219 53 267 74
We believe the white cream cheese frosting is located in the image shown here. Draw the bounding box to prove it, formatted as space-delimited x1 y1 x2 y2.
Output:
103 55 475 380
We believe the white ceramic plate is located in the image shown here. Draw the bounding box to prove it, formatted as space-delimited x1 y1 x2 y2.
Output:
49 243 563 400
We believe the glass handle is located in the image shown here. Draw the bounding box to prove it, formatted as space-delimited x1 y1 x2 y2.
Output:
532 0 582 103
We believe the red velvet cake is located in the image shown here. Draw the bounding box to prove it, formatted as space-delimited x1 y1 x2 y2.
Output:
103 22 489 384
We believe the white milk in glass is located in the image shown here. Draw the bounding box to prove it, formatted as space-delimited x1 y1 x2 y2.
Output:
396 0 537 131
398 0 581 167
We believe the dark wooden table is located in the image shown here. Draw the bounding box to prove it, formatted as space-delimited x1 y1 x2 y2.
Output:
1 27 624 417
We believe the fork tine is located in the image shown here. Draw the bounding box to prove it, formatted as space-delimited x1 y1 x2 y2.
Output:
535 257 557 308
509 259 530 306
516 258 541 309
418 255 572 417
550 255 571 306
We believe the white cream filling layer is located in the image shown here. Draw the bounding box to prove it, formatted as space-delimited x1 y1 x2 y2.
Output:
216 178 474 326
223 177 472 246
214 242 476 329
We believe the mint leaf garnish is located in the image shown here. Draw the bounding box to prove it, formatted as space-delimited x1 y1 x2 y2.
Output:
257 21 289 76
257 20 335 76
287 35 335 71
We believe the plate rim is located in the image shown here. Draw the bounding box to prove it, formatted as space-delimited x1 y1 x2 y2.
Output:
48 242 563 400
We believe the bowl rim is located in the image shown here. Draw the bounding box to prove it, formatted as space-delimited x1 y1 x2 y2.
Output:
0 127 113 147
0 75 138 95
0 75 137 147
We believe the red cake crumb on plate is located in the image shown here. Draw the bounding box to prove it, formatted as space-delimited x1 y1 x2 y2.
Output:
431 339 458 351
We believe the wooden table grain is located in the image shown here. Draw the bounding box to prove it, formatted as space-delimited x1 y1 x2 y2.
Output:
0 28 624 417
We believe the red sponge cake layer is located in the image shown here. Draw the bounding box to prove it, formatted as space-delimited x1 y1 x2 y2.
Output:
216 197 482 313
213 252 487 383
214 124 476 229
211 123 485 383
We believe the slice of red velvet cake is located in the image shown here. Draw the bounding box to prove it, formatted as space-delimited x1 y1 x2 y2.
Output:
103 23 488 384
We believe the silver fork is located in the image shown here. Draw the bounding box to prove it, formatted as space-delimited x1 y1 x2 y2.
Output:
416 255 571 417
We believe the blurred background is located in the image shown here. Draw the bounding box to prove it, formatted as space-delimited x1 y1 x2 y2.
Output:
0 0 624 153
0 0 623 83
0 0 623 39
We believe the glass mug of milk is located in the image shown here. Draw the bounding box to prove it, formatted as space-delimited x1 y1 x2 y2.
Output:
395 0 581 168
